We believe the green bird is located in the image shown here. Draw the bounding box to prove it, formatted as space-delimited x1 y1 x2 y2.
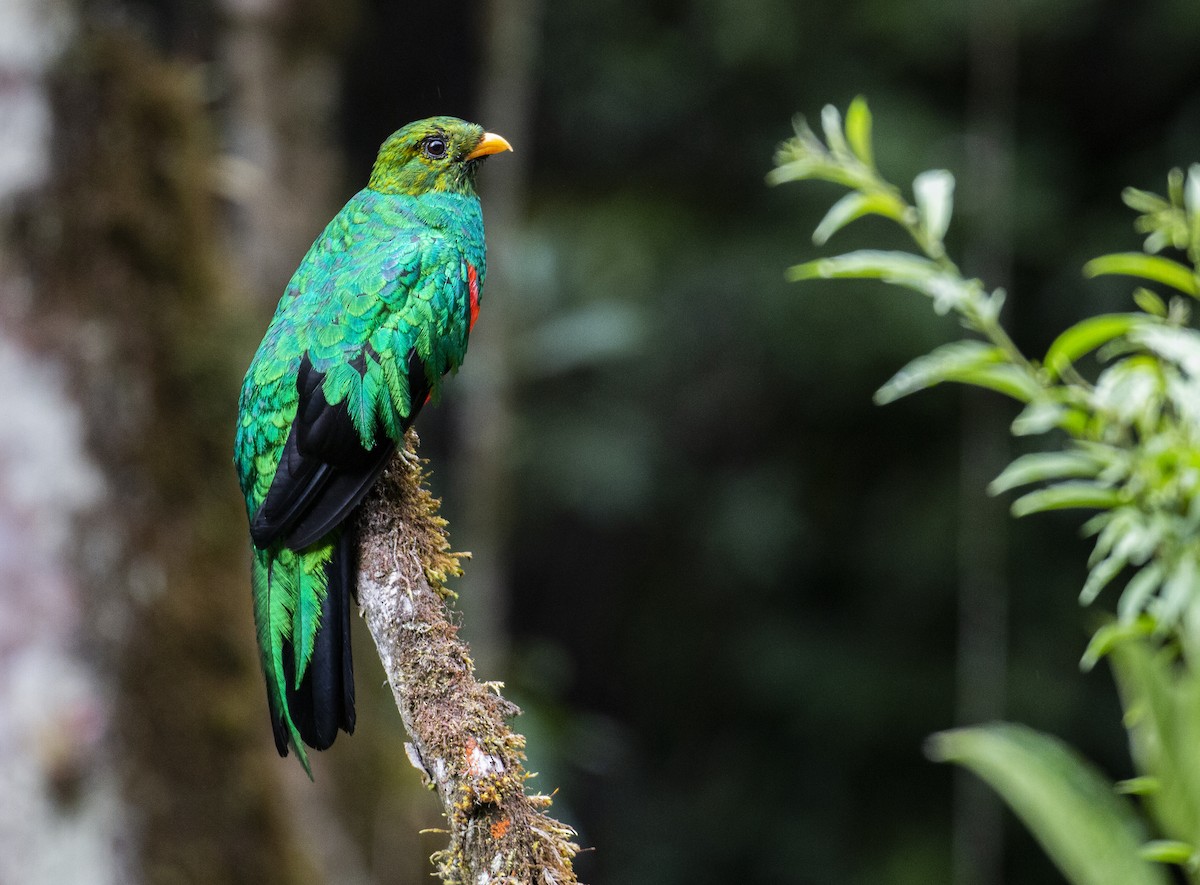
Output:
234 117 511 773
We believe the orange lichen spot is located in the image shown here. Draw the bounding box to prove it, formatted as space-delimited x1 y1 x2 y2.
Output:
464 737 481 777
490 817 511 840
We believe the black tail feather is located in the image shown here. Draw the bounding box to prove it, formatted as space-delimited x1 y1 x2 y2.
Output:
282 528 357 752
338 528 357 732
269 703 289 758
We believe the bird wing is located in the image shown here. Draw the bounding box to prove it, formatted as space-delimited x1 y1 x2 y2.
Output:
238 191 477 552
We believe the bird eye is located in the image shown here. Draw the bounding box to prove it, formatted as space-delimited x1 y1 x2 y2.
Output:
422 136 448 160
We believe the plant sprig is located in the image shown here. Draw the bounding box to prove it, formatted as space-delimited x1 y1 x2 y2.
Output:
772 97 1200 646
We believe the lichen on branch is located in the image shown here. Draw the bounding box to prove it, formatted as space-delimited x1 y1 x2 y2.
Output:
355 431 579 884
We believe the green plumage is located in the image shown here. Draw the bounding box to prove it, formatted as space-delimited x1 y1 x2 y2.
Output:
234 117 509 773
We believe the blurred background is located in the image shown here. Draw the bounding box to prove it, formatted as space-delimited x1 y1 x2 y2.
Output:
2 0 1200 882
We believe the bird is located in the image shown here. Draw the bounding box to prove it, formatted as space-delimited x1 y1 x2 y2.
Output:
233 117 511 774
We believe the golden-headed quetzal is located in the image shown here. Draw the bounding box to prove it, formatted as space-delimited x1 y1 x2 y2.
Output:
234 117 511 773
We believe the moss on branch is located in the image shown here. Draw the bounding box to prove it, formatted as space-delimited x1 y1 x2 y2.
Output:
356 431 579 884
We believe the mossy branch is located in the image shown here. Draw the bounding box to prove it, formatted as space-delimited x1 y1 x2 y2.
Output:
355 430 579 885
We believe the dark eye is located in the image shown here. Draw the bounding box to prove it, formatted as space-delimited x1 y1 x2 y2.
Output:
422 136 448 160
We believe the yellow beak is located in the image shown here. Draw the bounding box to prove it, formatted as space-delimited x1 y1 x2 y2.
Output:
465 131 513 161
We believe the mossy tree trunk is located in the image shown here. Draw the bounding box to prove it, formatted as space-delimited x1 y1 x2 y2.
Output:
23 20 313 884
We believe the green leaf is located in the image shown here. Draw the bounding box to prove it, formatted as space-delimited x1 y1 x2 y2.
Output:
812 191 906 245
1186 164 1200 257
974 286 1007 326
1122 186 1169 215
1011 400 1069 436
820 104 848 157
1152 556 1200 630
787 249 940 284
1133 288 1168 317
1084 253 1199 297
767 156 861 190
913 169 955 245
927 723 1168 885
1109 636 1200 857
1143 228 1174 256
1080 618 1154 672
1114 776 1160 796
1169 167 1185 207
1138 841 1194 865
1044 313 1145 380
844 96 874 168
952 363 1043 403
1129 325 1200 378
1080 554 1127 606
873 340 1002 405
1091 356 1165 427
789 250 989 319
1011 482 1123 518
1109 519 1164 571
1117 564 1165 625
989 451 1104 495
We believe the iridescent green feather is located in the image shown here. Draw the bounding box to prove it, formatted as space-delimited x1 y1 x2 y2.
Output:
251 547 310 773
291 541 334 684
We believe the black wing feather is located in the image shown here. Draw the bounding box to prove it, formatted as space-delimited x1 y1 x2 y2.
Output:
251 349 432 551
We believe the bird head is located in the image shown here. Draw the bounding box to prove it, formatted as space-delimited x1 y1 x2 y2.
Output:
367 116 512 196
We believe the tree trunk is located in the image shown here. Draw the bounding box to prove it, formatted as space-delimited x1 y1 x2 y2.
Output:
0 2 132 882
23 17 313 884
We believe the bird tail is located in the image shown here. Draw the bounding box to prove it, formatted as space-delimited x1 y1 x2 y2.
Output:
252 529 357 777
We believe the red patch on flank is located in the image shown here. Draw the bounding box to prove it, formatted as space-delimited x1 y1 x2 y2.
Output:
467 263 481 331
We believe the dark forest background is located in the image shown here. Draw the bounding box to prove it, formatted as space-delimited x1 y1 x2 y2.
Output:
3 0 1200 883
